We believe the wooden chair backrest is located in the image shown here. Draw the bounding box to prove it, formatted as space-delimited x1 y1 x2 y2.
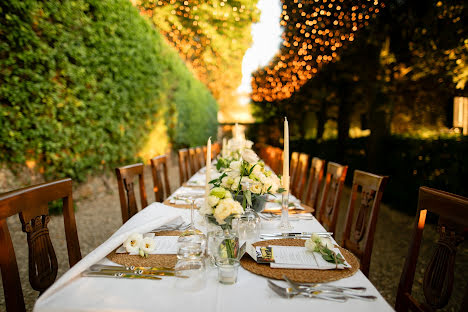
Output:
289 152 300 184
395 187 468 312
211 142 220 159
178 148 190 184
303 157 326 212
195 146 205 168
202 146 207 163
188 148 200 175
271 147 283 174
0 179 82 312
317 162 348 233
150 155 171 202
115 163 148 223
291 153 309 198
341 170 388 277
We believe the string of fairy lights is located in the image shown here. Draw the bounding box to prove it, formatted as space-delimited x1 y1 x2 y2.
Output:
251 0 385 102
135 0 257 99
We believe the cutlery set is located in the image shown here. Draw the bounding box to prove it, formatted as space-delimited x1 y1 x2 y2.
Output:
259 232 333 239
82 264 186 280
267 275 377 302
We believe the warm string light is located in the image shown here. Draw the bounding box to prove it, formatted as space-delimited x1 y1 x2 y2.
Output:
135 0 258 101
251 0 385 102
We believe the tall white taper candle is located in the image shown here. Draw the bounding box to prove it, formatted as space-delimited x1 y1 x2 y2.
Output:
283 117 289 193
206 137 212 201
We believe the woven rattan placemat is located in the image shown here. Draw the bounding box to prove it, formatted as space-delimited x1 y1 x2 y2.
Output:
240 238 359 283
107 231 181 269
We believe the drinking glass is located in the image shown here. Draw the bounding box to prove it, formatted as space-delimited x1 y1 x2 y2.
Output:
178 199 206 253
175 244 206 290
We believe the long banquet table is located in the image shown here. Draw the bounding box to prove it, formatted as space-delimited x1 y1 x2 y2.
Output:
34 167 394 312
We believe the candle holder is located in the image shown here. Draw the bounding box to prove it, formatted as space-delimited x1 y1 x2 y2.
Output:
279 192 293 230
216 258 240 285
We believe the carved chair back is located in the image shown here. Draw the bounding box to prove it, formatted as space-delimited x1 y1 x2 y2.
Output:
395 187 468 312
303 157 326 213
211 142 220 159
291 153 309 198
178 148 190 184
317 162 348 234
188 148 201 175
150 155 171 202
115 163 148 223
195 146 205 167
341 170 388 277
0 179 82 312
289 152 300 185
270 147 283 174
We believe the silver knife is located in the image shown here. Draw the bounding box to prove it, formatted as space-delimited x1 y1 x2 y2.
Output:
89 264 174 272
82 271 163 280
260 232 332 238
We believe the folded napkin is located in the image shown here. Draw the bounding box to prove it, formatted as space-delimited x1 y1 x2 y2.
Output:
116 234 179 255
34 203 185 309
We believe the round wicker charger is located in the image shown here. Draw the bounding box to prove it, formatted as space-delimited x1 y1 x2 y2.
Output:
240 238 360 283
107 231 181 269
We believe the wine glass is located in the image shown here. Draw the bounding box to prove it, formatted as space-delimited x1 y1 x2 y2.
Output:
177 199 206 254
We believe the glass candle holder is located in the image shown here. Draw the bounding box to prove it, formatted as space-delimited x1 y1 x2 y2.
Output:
216 258 240 285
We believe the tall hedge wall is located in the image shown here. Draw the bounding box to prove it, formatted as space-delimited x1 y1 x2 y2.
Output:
0 0 217 181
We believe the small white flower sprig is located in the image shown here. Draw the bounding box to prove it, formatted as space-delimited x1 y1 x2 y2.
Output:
123 233 156 258
305 234 345 266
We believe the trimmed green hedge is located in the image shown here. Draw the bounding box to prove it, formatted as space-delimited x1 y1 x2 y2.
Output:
0 0 217 181
289 136 468 215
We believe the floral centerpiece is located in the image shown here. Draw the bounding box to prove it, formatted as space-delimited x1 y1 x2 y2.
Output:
211 148 284 211
216 138 254 171
199 186 243 258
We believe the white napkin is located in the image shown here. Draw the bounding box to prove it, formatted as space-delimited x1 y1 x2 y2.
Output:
34 203 184 308
116 234 179 255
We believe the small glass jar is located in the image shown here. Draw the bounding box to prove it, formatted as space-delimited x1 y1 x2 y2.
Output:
216 258 240 285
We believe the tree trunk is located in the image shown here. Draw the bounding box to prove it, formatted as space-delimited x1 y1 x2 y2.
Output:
337 89 351 162
368 90 391 172
316 102 327 140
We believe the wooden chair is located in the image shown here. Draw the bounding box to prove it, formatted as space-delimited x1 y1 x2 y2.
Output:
188 148 200 175
291 153 309 198
178 148 190 184
303 157 326 212
202 146 207 163
115 163 148 223
289 152 300 184
395 187 468 312
0 179 82 312
270 147 283 174
195 146 205 167
150 155 171 202
341 170 388 277
317 162 348 234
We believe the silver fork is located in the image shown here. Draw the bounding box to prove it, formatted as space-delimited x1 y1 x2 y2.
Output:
283 276 377 301
267 280 348 302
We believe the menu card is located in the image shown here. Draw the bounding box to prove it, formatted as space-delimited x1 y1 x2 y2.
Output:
246 244 351 270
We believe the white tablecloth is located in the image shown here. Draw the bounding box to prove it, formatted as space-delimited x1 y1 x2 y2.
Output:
34 201 393 312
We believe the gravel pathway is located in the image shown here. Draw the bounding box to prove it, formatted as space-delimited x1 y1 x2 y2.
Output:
1 157 466 311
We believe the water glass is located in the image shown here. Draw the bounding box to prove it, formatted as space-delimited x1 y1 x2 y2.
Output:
175 244 206 290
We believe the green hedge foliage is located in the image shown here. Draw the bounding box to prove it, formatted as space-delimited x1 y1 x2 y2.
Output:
289 136 468 215
0 0 217 181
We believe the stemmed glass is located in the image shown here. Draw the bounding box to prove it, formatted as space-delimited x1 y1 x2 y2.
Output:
177 198 206 254
279 192 293 229
236 182 261 242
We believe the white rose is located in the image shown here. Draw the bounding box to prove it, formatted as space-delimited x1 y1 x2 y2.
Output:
213 198 243 225
140 237 155 254
250 182 262 194
244 140 254 149
310 233 322 243
221 176 233 188
227 170 240 179
241 149 259 164
207 195 220 207
124 233 143 253
229 160 241 172
305 238 318 252
199 201 213 215
231 176 241 191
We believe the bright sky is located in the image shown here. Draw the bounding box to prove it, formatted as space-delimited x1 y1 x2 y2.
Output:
237 0 282 106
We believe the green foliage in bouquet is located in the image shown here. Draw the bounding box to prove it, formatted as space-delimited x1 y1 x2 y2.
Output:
0 0 217 182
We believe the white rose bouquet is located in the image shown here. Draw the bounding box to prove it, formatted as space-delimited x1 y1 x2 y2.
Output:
199 186 244 230
210 148 284 210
